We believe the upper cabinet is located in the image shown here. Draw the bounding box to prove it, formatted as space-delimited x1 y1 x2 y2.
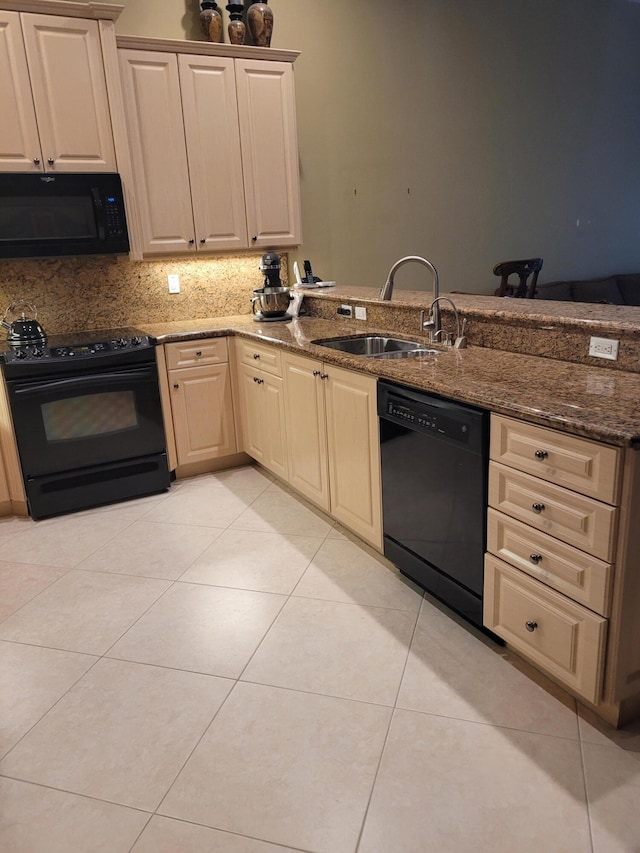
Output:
117 37 302 258
0 7 118 173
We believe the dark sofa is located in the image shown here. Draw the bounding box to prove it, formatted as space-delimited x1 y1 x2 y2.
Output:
535 273 640 305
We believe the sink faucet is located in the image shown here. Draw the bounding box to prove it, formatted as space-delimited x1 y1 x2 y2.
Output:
380 255 440 343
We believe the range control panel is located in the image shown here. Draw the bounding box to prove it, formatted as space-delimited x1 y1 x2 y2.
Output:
3 335 150 365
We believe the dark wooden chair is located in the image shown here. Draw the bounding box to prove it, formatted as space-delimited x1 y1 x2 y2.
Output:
493 258 543 298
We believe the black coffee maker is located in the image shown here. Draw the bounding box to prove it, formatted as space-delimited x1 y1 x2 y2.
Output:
260 252 283 290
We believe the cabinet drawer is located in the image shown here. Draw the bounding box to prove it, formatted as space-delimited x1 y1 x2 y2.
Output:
487 508 613 616
165 338 229 368
235 338 282 376
491 414 621 504
489 462 617 562
484 555 607 704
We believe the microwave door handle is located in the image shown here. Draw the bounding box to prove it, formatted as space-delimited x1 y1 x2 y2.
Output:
91 187 105 239
12 368 155 398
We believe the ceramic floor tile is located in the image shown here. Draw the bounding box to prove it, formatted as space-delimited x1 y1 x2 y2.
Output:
132 816 298 852
0 560 69 622
181 529 322 594
78 489 172 521
108 583 286 678
359 709 591 853
178 465 274 500
242 596 416 705
0 512 132 568
230 487 333 538
582 740 640 852
397 597 578 739
144 486 256 528
293 537 422 611
0 658 233 812
578 703 640 752
0 570 171 655
76 520 222 580
0 641 96 758
0 514 33 543
0 777 149 853
161 681 391 853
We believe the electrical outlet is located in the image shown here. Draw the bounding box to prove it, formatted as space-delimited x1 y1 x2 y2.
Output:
337 304 353 318
168 274 180 294
588 336 618 360
354 306 367 320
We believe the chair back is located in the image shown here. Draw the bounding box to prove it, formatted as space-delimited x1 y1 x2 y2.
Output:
493 258 543 298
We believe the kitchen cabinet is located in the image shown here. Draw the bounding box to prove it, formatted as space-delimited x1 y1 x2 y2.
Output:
484 414 640 724
117 37 301 258
164 339 237 470
233 338 288 480
0 8 117 172
282 351 382 549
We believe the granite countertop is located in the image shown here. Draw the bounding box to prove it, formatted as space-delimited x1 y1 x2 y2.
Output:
141 314 640 448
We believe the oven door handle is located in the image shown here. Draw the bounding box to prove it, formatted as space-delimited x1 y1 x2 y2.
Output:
12 367 155 397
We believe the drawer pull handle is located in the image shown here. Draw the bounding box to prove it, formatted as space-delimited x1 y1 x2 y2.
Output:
532 502 545 514
253 377 264 385
253 353 260 359
195 350 202 357
529 553 543 565
313 370 321 376
535 450 548 460
173 383 179 389
525 620 538 633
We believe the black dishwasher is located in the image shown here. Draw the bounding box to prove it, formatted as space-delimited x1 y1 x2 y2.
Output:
378 380 489 629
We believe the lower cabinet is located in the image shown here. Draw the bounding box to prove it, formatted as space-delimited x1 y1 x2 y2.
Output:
233 338 288 480
282 351 382 549
164 338 237 468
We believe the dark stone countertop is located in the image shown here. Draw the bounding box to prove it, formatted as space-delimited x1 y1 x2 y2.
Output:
141 315 640 448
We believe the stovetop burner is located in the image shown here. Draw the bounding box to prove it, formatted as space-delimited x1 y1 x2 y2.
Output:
1 327 154 378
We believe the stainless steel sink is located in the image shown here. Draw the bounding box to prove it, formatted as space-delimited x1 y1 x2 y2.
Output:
312 335 438 359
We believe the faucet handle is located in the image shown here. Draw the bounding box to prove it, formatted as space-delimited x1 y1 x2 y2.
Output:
420 309 435 333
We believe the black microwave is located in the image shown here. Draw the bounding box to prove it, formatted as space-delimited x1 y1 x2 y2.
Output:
0 172 130 259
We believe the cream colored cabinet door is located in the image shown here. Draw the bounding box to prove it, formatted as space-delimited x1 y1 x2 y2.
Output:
235 59 302 248
324 364 382 549
119 49 196 256
169 363 237 465
21 14 116 172
282 352 329 509
179 54 248 251
236 361 267 465
0 11 42 172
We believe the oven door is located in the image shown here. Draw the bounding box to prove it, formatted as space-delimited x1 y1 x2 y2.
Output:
7 363 167 477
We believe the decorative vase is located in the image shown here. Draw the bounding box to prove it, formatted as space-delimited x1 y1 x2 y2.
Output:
200 0 223 43
246 1 273 47
226 3 246 45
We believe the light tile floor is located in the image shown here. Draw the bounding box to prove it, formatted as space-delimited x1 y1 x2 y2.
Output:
1 466 639 852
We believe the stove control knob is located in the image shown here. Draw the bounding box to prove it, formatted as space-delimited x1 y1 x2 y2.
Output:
14 348 27 359
131 336 143 346
118 338 128 348
32 348 44 358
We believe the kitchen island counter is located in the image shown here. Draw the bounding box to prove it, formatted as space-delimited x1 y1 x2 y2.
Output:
140 314 640 448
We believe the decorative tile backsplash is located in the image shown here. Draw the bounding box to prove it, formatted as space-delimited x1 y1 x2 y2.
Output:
0 252 288 334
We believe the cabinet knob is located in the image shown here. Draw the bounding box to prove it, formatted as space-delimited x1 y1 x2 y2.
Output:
320 373 329 380
532 502 545 514
313 370 321 376
173 383 179 389
535 450 548 460
195 350 202 357
189 239 195 245
47 157 54 165
257 377 264 385
529 553 543 565
33 157 40 165
525 620 538 633
251 235 257 242
200 238 205 244
253 353 260 359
